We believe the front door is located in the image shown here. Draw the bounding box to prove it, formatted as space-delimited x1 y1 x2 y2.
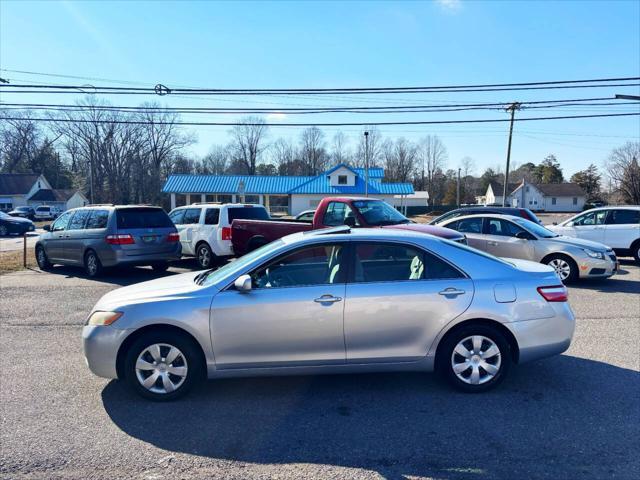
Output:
176 208 202 256
209 242 348 369
46 210 74 261
568 210 607 244
64 209 92 264
343 242 473 362
484 217 536 260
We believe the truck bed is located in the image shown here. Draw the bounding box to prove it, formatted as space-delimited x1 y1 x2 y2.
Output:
231 218 313 256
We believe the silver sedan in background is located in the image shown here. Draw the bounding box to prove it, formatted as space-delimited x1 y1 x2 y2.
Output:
83 227 575 401
439 214 618 283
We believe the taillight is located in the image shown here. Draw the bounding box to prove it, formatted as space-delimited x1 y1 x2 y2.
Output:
167 232 180 243
221 227 232 241
105 234 135 245
537 285 568 302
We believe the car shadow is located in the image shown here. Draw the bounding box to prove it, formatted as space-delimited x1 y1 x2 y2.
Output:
571 272 640 294
101 356 640 479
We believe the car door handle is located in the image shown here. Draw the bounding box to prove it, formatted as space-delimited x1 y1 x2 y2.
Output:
439 288 466 297
314 295 342 303
488 241 498 246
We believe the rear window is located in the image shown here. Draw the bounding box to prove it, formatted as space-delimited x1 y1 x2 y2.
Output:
228 206 269 222
116 208 173 229
86 209 109 229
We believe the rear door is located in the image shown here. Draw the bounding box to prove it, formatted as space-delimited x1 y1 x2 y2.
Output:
64 209 92 264
115 208 176 257
171 208 201 256
604 209 640 250
484 218 536 260
449 217 487 251
344 241 473 363
46 210 74 261
199 207 221 253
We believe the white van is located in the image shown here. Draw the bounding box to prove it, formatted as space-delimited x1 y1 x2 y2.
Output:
34 205 62 221
547 206 640 262
168 203 270 268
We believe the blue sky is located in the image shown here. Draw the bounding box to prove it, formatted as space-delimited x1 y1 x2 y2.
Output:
1 0 639 178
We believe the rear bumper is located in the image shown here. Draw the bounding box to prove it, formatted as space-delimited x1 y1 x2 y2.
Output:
507 302 575 364
100 244 182 267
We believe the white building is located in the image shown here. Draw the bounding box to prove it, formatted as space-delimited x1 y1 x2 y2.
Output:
0 173 87 212
162 164 415 216
480 180 586 212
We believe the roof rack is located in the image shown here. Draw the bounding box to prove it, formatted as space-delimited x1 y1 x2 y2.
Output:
190 202 222 205
86 203 114 207
304 225 351 236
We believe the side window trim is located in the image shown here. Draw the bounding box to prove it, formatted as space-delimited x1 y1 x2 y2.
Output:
347 240 467 284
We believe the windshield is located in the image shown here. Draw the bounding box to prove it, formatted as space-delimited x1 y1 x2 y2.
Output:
514 218 559 238
0 212 9 219
16 207 31 211
200 239 285 286
351 200 410 226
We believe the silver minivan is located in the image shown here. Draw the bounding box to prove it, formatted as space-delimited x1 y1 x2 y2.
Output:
35 205 181 277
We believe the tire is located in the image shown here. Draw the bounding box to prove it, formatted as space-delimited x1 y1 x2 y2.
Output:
196 243 216 269
35 245 52 270
544 254 578 283
632 240 640 264
124 330 204 401
151 262 169 273
84 250 102 278
438 324 512 393
0 225 8 237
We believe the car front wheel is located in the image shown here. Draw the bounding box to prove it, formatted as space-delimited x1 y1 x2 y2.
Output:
544 254 578 283
124 331 203 401
0 225 8 236
196 243 215 269
439 324 511 393
36 245 52 270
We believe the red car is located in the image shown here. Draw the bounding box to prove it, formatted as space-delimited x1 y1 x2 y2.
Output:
231 197 466 255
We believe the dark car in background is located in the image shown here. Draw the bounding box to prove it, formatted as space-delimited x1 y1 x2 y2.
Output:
0 211 36 236
35 205 181 277
8 206 36 221
429 206 542 226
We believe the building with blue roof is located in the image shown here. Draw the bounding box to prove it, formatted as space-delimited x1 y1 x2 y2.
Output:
162 164 417 215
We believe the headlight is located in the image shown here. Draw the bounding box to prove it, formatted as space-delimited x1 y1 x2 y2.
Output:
87 311 123 326
583 249 604 260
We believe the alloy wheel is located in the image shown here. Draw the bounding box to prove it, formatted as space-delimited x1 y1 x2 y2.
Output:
451 335 502 385
135 343 188 394
86 254 98 276
37 248 47 267
548 258 571 281
0 225 8 236
198 246 211 268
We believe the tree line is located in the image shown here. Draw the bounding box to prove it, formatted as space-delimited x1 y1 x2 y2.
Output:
1 99 639 207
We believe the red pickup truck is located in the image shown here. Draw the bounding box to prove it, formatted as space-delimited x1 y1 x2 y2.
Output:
231 197 466 255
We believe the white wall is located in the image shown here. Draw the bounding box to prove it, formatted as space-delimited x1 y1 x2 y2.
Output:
510 184 544 210
543 195 585 212
66 192 89 210
328 167 356 187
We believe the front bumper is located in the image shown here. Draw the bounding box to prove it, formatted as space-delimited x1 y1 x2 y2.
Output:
82 325 131 379
576 253 617 279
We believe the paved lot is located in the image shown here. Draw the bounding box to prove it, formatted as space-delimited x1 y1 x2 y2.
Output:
0 231 43 253
0 260 639 480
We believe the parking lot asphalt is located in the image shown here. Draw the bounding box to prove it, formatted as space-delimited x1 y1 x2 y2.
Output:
0 231 43 253
0 260 639 480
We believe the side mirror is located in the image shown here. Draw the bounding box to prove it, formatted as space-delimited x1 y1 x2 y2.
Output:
234 274 252 292
515 231 532 240
43 225 51 232
566 221 574 227
344 217 356 227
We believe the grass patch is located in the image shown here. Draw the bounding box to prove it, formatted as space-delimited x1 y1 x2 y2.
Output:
0 249 37 275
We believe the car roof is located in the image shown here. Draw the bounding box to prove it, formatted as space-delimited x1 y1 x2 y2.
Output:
171 203 264 210
442 213 523 224
583 205 639 212
283 225 453 245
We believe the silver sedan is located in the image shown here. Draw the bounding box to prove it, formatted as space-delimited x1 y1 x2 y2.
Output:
439 214 618 283
83 227 575 400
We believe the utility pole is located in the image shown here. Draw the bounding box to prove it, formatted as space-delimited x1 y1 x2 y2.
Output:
456 168 461 207
364 131 369 197
502 102 521 206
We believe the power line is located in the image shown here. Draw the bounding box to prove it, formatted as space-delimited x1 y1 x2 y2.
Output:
1 112 638 127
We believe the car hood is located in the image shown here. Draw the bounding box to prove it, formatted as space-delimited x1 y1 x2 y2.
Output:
381 223 464 240
4 215 33 224
93 271 215 310
546 235 610 251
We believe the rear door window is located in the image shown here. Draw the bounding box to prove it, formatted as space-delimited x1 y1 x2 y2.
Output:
456 217 483 234
606 209 639 225
168 209 185 225
86 210 110 229
227 207 269 222
181 208 202 224
487 218 525 237
205 208 220 225
116 208 173 229
67 209 91 230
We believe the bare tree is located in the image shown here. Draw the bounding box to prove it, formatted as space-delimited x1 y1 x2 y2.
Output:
229 116 268 175
419 135 448 203
331 131 350 164
354 128 382 168
605 141 640 204
299 127 328 175
383 138 418 182
0 112 40 172
270 138 298 174
201 145 230 174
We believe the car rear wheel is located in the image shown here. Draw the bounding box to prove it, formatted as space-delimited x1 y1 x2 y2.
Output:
439 324 511 393
632 240 640 264
124 331 203 401
36 245 52 270
196 243 215 269
544 254 578 283
0 225 8 236
84 250 102 278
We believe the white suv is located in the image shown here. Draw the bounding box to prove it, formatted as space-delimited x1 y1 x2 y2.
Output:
547 206 640 262
34 205 62 221
168 203 270 268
